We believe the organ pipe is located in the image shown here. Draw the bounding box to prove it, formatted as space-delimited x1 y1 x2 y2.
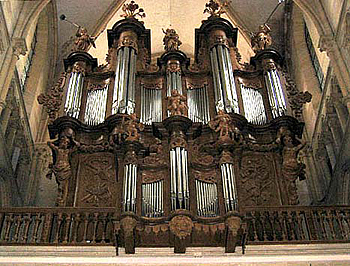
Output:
140 85 162 124
64 72 84 118
112 46 137 115
195 180 218 217
170 147 189 210
84 84 109 126
142 180 164 217
187 84 210 123
265 69 287 118
240 84 267 125
209 45 239 113
123 164 137 212
220 163 237 212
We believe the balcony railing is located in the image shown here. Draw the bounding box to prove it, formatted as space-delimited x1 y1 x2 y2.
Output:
0 206 349 251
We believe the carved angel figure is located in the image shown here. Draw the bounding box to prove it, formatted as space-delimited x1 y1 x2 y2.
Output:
167 89 188 116
162 28 182 51
73 27 96 51
47 136 79 206
125 113 144 141
209 109 236 141
251 24 272 53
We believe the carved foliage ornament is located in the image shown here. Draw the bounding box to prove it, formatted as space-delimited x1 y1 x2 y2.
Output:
37 72 68 124
203 0 227 17
169 215 193 239
283 71 312 119
121 1 146 20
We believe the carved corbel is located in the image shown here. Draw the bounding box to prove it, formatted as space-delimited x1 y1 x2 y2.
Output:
169 215 193 253
121 216 137 254
225 215 242 253
12 38 27 59
318 35 335 55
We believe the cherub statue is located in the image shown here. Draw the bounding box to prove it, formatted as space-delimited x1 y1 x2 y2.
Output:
47 136 79 206
73 27 96 51
209 109 235 141
167 89 188 116
251 24 272 53
162 28 182 52
124 113 144 141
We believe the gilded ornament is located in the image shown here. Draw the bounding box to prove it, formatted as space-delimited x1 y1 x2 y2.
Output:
121 1 146 20
203 0 227 17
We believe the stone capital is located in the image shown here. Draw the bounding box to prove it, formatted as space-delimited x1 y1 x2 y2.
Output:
12 38 27 58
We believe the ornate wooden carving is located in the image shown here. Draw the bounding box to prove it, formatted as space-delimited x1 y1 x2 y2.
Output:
75 153 117 207
239 153 280 206
37 72 68 124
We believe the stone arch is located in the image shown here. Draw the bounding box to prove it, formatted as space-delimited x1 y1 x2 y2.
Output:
293 0 333 37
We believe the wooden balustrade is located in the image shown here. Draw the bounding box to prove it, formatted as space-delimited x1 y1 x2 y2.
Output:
0 206 349 246
242 206 350 244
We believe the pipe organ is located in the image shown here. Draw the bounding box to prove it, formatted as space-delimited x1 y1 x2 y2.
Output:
170 147 189 210
112 32 138 115
41 0 311 254
140 84 162 124
187 83 210 124
209 31 239 113
64 71 84 118
240 84 267 125
84 82 109 125
265 68 287 118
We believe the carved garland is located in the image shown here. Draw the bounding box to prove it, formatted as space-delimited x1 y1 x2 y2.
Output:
37 72 68 124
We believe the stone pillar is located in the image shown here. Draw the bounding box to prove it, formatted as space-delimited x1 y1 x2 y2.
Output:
0 38 27 116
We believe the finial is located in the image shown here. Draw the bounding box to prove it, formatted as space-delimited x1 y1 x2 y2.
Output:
203 0 227 18
162 28 182 52
121 1 146 20
251 24 272 53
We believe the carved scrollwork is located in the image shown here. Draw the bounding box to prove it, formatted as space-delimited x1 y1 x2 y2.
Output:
169 215 193 239
283 71 312 120
37 72 68 124
124 150 138 165
193 169 217 183
219 150 233 164
240 154 279 206
170 135 187 149
142 170 165 183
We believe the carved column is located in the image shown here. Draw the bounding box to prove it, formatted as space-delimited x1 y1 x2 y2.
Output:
0 38 27 116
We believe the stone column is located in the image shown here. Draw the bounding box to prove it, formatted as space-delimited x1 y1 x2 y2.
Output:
0 38 27 116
